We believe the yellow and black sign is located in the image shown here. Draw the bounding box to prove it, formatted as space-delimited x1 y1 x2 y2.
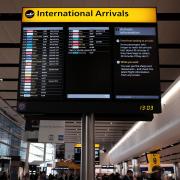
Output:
75 143 100 148
147 153 161 173
22 8 157 23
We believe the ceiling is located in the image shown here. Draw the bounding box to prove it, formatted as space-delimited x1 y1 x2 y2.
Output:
138 142 180 164
0 0 180 163
0 0 179 13
65 120 135 145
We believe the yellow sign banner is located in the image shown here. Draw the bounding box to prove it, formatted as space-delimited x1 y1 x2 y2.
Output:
147 153 161 173
22 8 157 23
75 144 100 148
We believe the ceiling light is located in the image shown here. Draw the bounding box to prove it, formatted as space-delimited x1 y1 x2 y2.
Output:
170 144 174 147
108 121 146 155
0 79 3 82
110 122 113 125
108 77 180 156
161 79 180 104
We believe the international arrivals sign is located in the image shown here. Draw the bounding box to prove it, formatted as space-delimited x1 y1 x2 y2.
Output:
18 7 161 114
22 8 157 23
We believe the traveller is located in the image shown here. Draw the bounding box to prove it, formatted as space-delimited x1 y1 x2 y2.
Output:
0 172 9 180
39 172 46 180
23 173 30 180
96 173 101 179
69 173 74 180
114 172 121 180
123 170 133 180
102 174 109 180
150 166 163 180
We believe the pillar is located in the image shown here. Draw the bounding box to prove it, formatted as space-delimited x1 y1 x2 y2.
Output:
80 114 95 180
132 159 140 176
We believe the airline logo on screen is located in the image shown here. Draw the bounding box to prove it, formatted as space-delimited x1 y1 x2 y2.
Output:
25 10 35 18
22 8 157 23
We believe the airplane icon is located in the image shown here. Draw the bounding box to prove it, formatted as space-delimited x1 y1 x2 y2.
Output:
25 10 35 18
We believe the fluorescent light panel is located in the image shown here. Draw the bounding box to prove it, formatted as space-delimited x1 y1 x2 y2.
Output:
108 78 180 155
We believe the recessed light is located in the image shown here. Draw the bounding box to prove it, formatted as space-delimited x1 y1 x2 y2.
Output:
171 144 174 147
0 79 3 82
110 122 113 125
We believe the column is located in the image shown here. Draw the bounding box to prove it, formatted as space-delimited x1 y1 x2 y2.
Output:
132 159 140 176
174 162 180 180
80 114 95 180
24 142 30 174
122 162 128 176
43 143 46 167
81 115 86 179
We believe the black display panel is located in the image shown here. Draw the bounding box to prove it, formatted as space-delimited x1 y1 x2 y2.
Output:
66 27 111 99
113 27 159 100
18 23 161 114
19 26 64 99
74 146 100 164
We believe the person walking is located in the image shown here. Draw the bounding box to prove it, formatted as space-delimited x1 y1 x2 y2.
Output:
123 170 134 180
149 166 163 180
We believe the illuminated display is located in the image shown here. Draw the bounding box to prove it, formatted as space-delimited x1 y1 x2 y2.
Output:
66 27 111 99
17 8 161 114
113 27 159 100
22 8 157 23
74 144 100 164
20 27 64 99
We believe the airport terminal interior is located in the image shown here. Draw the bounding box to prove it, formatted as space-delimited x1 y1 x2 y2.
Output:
0 1 180 180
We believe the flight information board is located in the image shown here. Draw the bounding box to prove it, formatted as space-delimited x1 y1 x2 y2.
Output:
113 27 159 100
17 8 161 114
66 27 111 99
74 144 100 164
20 27 64 99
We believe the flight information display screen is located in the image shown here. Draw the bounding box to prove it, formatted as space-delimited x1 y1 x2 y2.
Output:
113 27 159 100
18 23 161 114
20 26 64 100
74 145 100 164
66 27 111 99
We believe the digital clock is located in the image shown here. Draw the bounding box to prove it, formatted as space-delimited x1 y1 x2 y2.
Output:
140 105 154 111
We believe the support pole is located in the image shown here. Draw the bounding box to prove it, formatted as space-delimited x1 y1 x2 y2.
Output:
24 142 30 174
43 143 46 169
132 159 140 177
81 115 86 179
174 162 180 180
122 162 128 176
80 113 95 180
